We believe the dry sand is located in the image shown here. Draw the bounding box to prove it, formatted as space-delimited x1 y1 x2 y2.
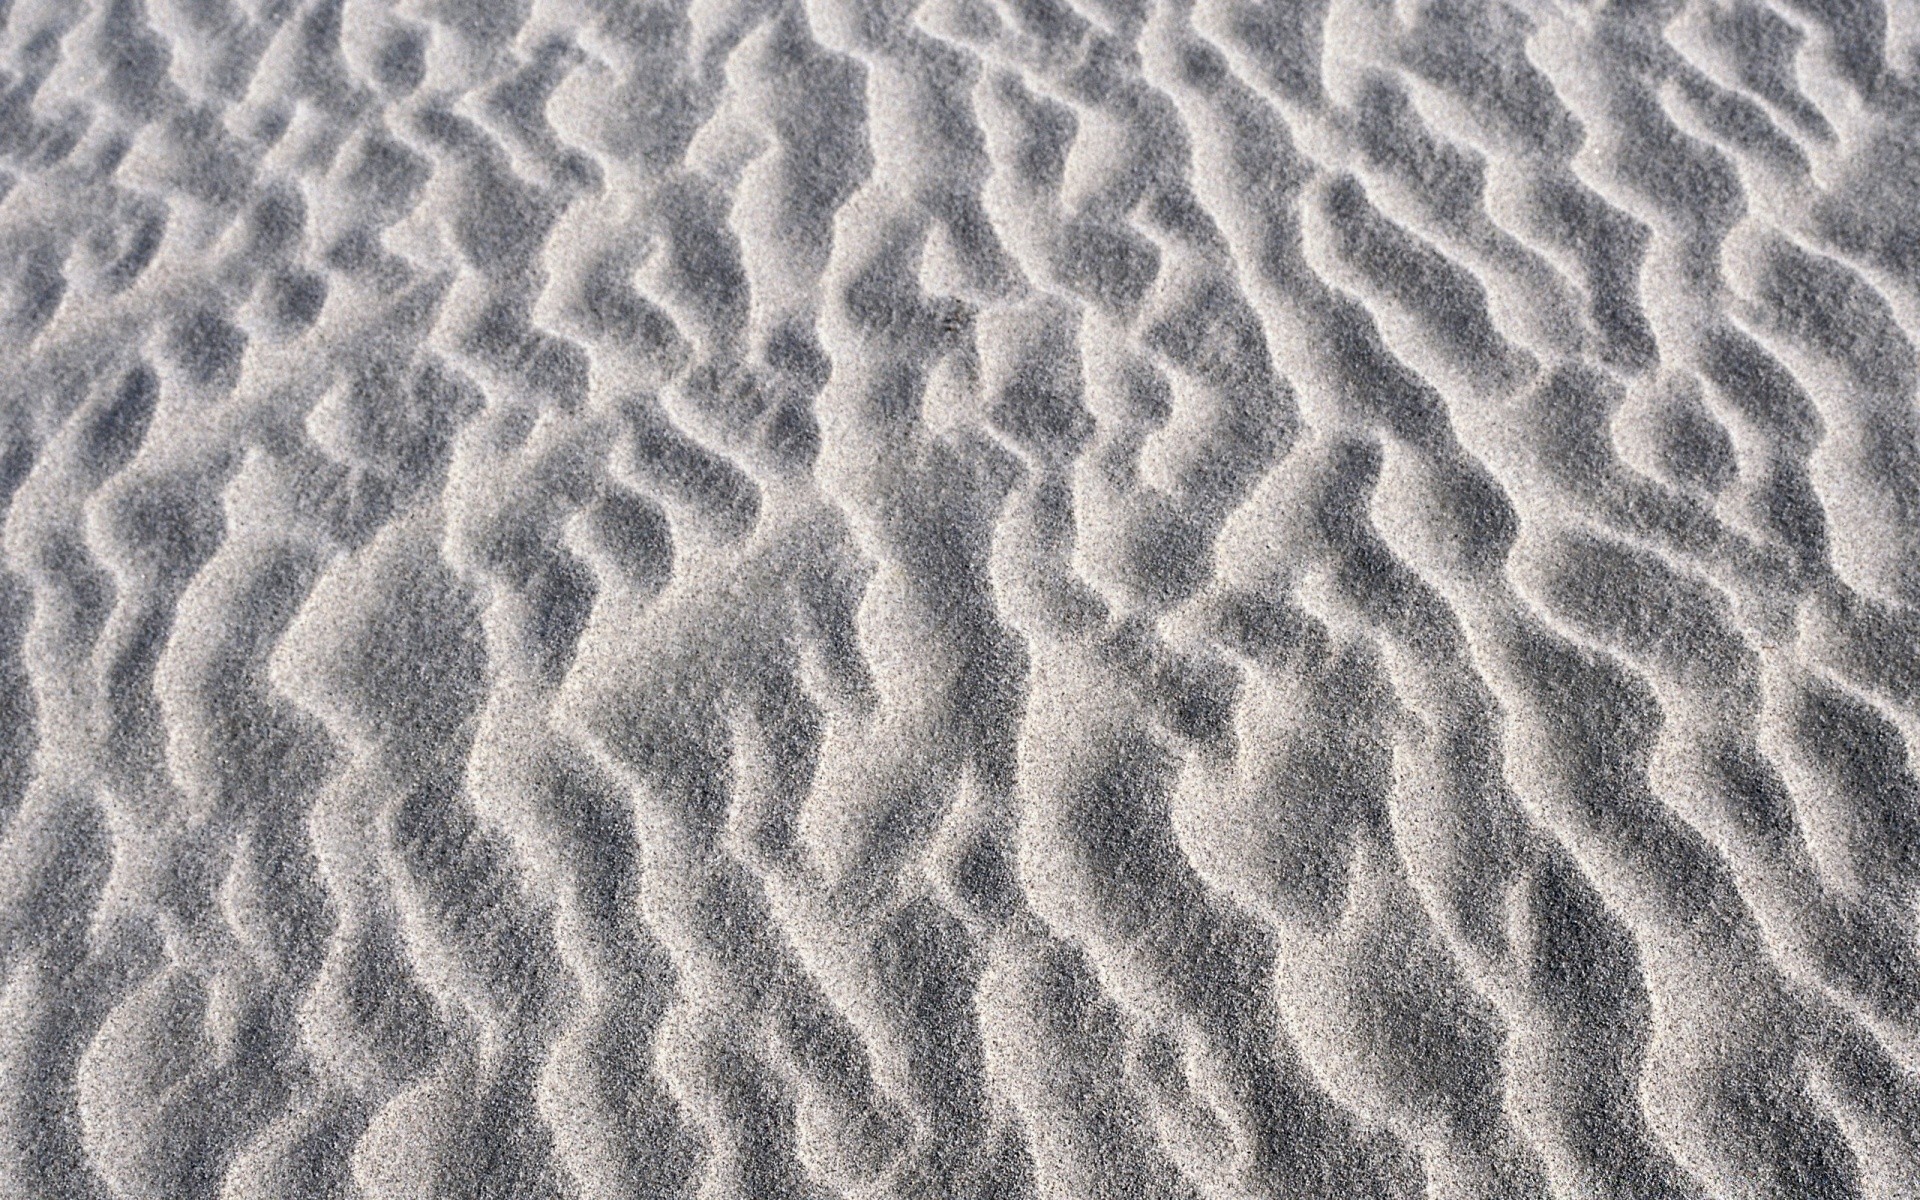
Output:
2 0 1919 1195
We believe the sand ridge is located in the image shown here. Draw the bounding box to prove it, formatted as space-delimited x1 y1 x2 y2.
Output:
1 0 1919 1195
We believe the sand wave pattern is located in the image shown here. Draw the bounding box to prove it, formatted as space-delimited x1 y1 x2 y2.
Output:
2 0 1919 1194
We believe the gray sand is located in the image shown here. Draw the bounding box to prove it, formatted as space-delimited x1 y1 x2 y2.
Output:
1 0 1919 1195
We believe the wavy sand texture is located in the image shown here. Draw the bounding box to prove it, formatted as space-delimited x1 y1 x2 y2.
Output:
2 0 1920 1195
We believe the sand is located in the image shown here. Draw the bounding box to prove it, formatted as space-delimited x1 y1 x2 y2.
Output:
1 0 1918 1195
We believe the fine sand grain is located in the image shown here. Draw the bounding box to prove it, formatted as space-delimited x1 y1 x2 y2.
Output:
2 0 1919 1195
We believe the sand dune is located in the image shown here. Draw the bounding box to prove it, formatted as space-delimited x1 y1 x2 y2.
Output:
2 0 1919 1194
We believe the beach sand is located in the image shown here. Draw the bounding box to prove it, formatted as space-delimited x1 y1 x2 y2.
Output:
1 0 1918 1194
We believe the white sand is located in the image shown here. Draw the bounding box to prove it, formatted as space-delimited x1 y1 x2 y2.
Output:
0 0 1918 1195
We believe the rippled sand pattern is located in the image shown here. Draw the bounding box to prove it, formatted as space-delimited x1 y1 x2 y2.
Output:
4 0 1920 1195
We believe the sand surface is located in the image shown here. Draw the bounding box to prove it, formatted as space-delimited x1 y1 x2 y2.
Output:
3 0 1920 1195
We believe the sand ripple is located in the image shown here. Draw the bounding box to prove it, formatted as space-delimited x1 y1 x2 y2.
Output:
2 0 1919 1195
